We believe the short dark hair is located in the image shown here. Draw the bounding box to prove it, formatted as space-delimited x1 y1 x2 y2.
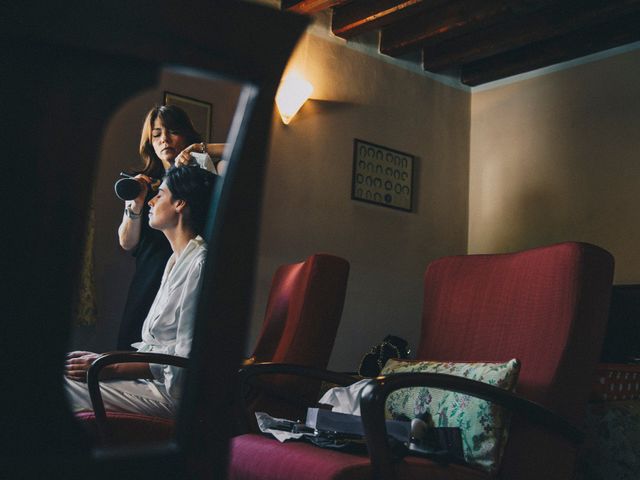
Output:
164 165 216 235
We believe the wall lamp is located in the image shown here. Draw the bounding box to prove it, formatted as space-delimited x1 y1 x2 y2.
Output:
275 71 313 125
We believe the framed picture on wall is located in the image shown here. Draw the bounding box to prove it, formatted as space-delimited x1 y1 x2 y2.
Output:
351 139 414 212
163 91 212 142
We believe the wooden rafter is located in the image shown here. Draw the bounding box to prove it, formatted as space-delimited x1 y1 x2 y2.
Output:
331 0 447 38
282 0 350 14
422 0 640 72
380 0 556 57
280 0 640 85
461 11 640 86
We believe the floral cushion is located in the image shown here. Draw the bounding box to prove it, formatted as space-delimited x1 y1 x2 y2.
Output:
381 358 521 473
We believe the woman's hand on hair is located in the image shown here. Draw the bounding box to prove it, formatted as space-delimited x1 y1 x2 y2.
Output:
176 143 206 167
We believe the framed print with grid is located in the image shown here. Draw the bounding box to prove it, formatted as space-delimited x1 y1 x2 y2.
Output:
351 139 414 212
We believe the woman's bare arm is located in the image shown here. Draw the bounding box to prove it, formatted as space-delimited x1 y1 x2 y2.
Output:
65 351 152 382
117 175 151 250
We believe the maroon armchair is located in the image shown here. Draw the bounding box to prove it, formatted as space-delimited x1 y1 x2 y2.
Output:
79 253 349 445
243 253 350 425
228 242 614 480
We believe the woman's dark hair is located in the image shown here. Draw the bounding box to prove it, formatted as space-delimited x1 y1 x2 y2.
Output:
164 165 216 235
139 105 202 179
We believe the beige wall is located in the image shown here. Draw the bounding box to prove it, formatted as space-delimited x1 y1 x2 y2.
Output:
469 48 640 283
249 33 470 370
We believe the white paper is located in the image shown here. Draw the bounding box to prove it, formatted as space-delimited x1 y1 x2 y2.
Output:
255 412 307 443
317 378 371 416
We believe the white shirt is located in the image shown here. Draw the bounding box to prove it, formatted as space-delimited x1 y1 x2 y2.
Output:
133 235 207 401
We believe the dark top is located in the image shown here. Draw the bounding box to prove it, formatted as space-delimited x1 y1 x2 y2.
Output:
116 190 172 350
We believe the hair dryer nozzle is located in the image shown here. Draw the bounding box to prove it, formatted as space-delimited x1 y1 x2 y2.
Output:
114 177 142 201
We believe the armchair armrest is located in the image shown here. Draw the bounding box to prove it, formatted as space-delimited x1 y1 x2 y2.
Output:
239 362 359 386
87 351 189 439
238 362 359 413
359 372 584 480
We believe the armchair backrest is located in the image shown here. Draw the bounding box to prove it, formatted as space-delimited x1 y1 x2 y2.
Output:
252 253 350 366
246 253 350 421
417 242 614 479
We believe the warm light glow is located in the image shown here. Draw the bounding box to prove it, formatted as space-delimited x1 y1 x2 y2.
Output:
275 72 313 125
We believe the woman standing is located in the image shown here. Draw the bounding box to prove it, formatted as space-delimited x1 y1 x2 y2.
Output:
117 104 223 350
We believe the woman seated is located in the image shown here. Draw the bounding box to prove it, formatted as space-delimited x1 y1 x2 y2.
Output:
65 164 216 418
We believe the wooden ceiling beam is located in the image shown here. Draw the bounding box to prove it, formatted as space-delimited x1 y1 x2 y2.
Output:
331 0 447 39
461 12 640 86
380 0 555 57
283 0 640 88
282 0 350 14
423 0 640 72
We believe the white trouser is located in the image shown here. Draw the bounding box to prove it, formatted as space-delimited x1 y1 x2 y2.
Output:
64 377 175 418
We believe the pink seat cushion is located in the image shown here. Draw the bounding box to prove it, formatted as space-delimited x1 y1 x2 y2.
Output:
229 434 489 480
75 411 174 445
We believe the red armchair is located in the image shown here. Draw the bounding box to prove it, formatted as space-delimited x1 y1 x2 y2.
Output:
243 253 350 425
78 253 349 445
228 242 614 480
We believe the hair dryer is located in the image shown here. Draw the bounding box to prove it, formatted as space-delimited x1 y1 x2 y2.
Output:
114 173 160 201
